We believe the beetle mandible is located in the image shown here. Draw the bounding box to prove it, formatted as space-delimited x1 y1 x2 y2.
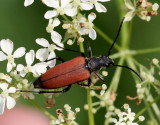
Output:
18 17 142 94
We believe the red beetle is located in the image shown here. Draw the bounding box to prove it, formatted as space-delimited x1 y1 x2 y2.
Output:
19 18 142 94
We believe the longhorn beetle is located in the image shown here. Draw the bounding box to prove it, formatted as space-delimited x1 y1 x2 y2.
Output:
18 17 142 94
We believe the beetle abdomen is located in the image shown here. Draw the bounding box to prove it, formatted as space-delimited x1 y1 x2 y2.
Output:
34 56 90 89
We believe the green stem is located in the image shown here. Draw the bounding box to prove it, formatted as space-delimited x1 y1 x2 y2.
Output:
79 42 95 125
135 95 160 119
29 100 56 121
61 15 72 24
134 47 160 55
116 0 129 49
93 25 121 51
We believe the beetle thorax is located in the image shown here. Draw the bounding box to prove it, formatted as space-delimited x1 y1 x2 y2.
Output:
86 56 113 72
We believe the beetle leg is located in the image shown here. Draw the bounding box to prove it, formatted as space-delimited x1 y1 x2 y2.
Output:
94 72 105 82
45 57 65 63
17 85 72 94
78 78 92 87
53 42 86 57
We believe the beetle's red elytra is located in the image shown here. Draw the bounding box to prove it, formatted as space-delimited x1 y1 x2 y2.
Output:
35 56 90 89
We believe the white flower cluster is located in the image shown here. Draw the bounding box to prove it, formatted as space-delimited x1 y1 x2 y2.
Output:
50 104 80 125
124 0 159 22
134 58 160 102
112 104 145 125
0 38 62 114
24 0 110 44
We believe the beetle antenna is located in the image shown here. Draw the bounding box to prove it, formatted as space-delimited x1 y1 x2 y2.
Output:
107 17 125 57
112 64 143 81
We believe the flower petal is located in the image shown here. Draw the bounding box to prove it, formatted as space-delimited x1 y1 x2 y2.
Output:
61 0 71 8
56 43 64 51
51 31 62 44
53 18 60 27
0 51 7 61
89 28 97 40
47 51 56 68
124 10 135 22
112 118 117 123
1 39 13 55
8 87 16 93
0 83 8 91
25 50 35 65
13 47 26 58
88 13 96 22
80 2 93 10
124 0 135 10
65 5 77 17
20 71 26 77
44 10 58 19
36 38 49 47
95 2 107 13
137 13 151 21
98 0 110 2
16 64 24 71
7 62 13 72
24 0 34 7
33 62 47 74
0 95 5 115
42 0 59 8
36 48 49 61
7 96 16 109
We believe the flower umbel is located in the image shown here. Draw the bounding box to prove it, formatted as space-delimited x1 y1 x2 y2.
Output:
124 0 159 22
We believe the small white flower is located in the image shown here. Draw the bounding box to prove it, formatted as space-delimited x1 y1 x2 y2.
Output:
152 58 159 65
124 0 158 22
24 0 34 7
36 37 63 68
0 83 16 115
123 108 135 121
0 39 26 72
90 0 110 13
67 39 73 45
123 104 129 109
43 0 77 19
152 3 159 11
46 18 61 33
77 13 97 40
75 107 80 112
17 50 47 77
138 116 145 121
112 118 124 125
0 73 12 82
124 0 136 22
64 104 71 111
102 71 108 76
67 110 76 120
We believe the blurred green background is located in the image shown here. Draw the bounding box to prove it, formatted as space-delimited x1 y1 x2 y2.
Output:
0 0 160 124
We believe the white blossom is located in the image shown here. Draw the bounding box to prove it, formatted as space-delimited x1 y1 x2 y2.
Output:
16 50 47 77
42 0 77 19
24 0 34 7
0 39 26 72
89 0 110 13
124 0 159 22
46 18 61 33
77 13 97 40
0 83 16 115
36 37 63 68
